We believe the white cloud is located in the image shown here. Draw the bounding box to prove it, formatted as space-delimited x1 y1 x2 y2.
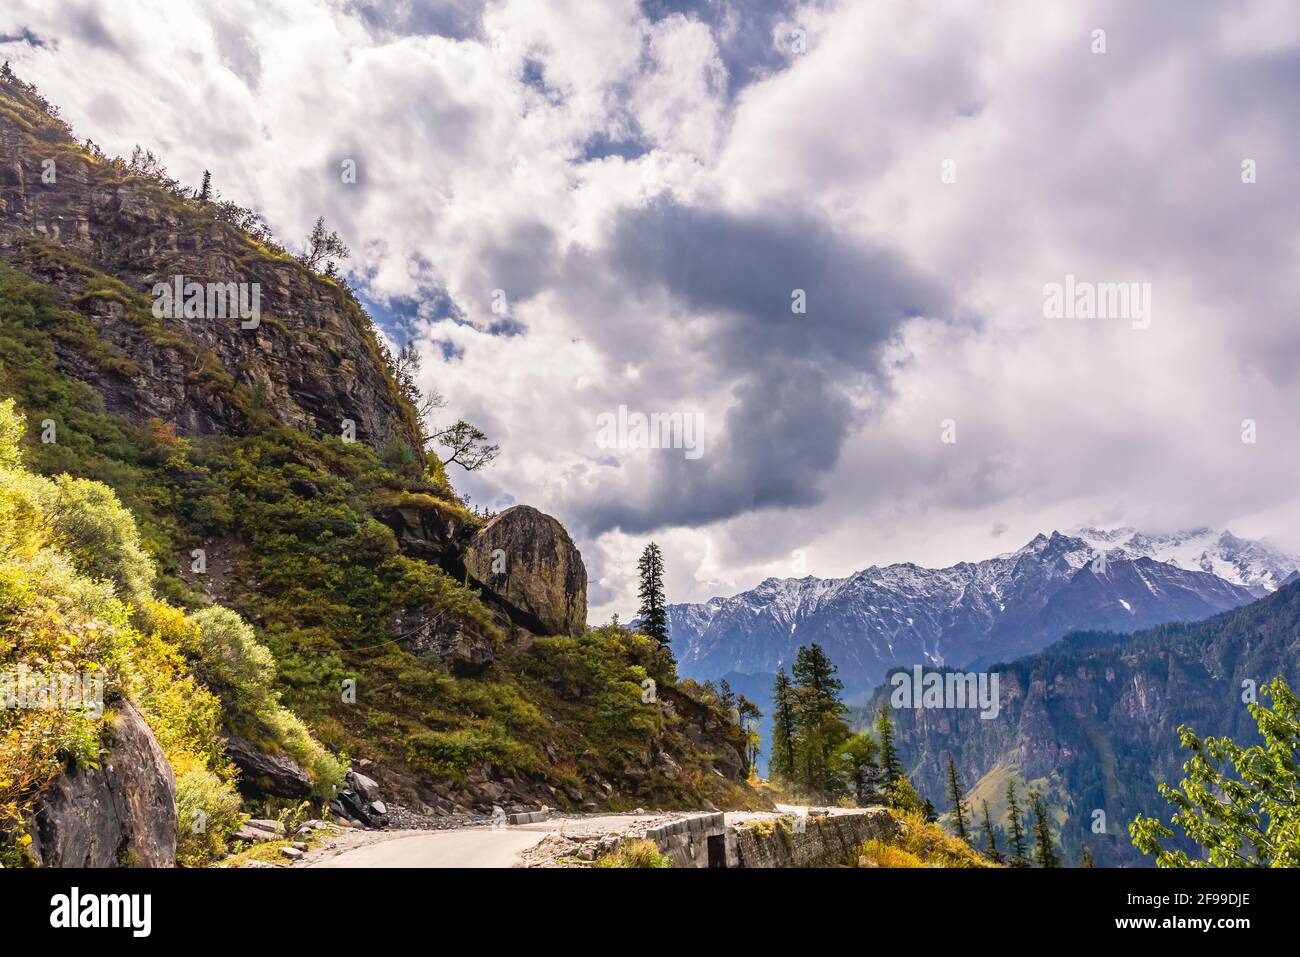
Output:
6 0 1299 625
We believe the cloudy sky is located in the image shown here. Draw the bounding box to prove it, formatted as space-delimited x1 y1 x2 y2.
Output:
5 0 1299 621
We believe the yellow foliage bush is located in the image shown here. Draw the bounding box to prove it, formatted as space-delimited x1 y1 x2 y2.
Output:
0 398 340 863
858 839 924 868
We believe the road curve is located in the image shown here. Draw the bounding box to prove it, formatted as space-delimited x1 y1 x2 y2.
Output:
310 828 547 868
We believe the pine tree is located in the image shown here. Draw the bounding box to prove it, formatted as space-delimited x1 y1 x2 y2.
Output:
1080 844 1096 868
1006 779 1030 866
737 694 763 768
198 169 212 204
945 754 969 841
1030 792 1060 868
790 644 849 798
876 706 902 785
923 798 938 823
717 678 738 715
981 800 1004 863
769 669 798 784
636 542 669 646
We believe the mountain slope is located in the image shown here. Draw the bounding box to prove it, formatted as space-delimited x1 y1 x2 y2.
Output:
0 68 763 840
865 581 1300 866
669 530 1264 696
1071 526 1300 595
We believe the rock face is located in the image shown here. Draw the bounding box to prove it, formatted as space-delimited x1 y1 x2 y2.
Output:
387 606 495 676
468 505 587 637
222 733 313 798
0 99 420 458
26 700 178 867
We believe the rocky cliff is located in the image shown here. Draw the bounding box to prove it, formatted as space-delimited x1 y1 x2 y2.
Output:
0 77 420 456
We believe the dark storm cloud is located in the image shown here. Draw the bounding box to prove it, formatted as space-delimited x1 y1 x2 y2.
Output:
606 199 947 377
561 199 953 536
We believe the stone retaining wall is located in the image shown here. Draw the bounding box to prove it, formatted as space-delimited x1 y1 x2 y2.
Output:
643 812 730 867
731 809 899 868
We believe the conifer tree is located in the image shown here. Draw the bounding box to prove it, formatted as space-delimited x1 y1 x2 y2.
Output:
876 706 902 785
636 542 669 646
923 798 938 823
769 668 798 784
981 800 1004 863
198 169 212 204
1030 792 1060 868
1006 779 1030 866
790 643 849 798
946 754 969 841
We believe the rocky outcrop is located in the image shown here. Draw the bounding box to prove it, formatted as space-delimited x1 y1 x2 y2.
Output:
0 94 420 458
329 769 390 827
467 505 587 637
387 606 495 676
222 733 313 798
375 495 475 566
25 700 178 867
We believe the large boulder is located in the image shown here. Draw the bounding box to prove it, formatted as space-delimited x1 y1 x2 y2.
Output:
222 733 314 798
26 700 178 867
467 505 587 637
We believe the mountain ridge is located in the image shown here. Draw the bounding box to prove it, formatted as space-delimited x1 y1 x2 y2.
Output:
667 528 1288 695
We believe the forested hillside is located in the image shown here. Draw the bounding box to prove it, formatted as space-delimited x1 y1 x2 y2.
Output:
868 582 1300 866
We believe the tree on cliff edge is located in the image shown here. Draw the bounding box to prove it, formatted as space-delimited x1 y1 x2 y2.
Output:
636 542 669 646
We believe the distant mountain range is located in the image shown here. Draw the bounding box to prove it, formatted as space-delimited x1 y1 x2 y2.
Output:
865 579 1300 866
668 528 1297 697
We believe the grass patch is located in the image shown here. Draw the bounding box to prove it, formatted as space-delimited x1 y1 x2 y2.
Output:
595 839 673 868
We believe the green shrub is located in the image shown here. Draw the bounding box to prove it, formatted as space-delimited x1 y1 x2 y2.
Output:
174 759 243 866
0 399 341 862
187 607 278 713
47 474 155 606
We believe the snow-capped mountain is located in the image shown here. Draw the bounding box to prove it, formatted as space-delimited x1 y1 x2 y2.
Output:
667 529 1273 696
1069 526 1300 595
